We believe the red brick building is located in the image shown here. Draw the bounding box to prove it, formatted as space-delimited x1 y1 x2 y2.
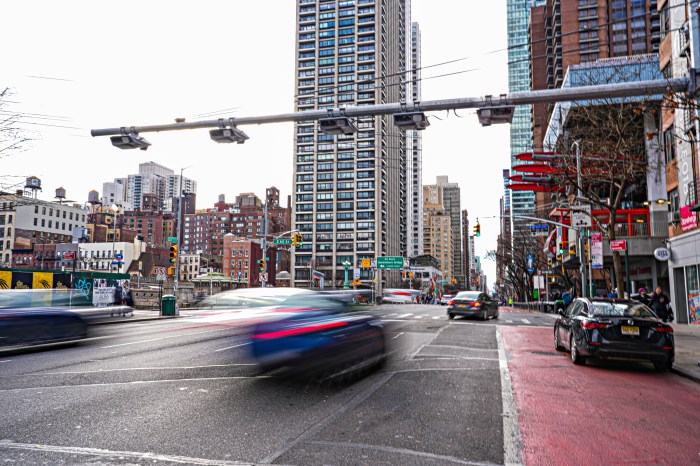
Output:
223 235 277 287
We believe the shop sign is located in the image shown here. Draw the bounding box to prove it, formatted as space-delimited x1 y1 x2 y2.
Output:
680 205 698 232
653 247 670 261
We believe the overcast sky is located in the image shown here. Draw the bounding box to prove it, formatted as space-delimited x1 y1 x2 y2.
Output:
1 0 511 286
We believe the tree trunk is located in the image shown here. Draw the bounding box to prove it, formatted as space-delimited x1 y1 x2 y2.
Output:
607 224 626 298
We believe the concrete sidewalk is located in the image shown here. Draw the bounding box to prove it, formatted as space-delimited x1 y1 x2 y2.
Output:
671 323 700 383
87 309 182 325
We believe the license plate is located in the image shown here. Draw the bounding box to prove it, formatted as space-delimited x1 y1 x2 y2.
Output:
459 304 466 308
621 325 639 336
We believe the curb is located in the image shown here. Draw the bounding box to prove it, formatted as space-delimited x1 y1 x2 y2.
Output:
671 366 700 384
89 315 184 326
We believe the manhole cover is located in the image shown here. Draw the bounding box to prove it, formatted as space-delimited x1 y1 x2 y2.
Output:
530 351 560 356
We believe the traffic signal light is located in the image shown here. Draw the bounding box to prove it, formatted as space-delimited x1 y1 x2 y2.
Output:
568 244 576 255
257 257 266 272
584 242 590 262
473 222 481 237
292 234 298 247
558 242 567 256
452 278 457 285
296 233 303 246
408 272 413 279
167 267 173 276
169 245 178 264
547 259 553 267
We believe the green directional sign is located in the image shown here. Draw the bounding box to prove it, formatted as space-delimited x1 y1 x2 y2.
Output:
376 256 404 270
167 237 178 243
273 238 293 245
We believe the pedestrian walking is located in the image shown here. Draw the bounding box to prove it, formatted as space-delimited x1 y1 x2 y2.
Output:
649 286 673 322
637 288 651 306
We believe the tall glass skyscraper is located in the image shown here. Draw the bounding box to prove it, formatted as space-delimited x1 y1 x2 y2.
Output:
291 0 409 288
507 0 544 230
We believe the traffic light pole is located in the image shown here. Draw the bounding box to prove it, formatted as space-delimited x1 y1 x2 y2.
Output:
261 201 268 287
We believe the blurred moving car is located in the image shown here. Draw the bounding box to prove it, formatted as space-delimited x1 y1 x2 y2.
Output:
250 293 386 378
446 291 499 320
554 298 674 371
382 289 420 304
439 294 453 306
192 287 312 310
0 290 89 348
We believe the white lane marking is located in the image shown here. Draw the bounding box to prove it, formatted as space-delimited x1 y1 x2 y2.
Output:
0 440 249 465
496 327 524 466
380 319 404 322
415 355 499 362
397 313 413 318
101 328 230 349
0 375 271 393
521 319 531 325
506 320 513 323
392 332 405 340
214 342 251 352
0 360 11 363
305 439 486 465
426 344 497 352
30 363 256 376
414 315 424 319
432 315 441 320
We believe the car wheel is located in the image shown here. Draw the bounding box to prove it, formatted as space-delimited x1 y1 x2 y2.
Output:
653 357 672 372
448 313 454 320
570 335 585 365
554 327 564 351
483 311 489 321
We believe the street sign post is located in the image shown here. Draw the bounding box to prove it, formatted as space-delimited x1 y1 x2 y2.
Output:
259 273 268 283
273 238 293 245
376 256 404 270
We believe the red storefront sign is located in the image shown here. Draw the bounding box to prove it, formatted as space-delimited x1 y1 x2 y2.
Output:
610 240 627 252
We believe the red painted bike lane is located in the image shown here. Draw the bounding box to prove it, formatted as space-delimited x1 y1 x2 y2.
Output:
501 326 700 465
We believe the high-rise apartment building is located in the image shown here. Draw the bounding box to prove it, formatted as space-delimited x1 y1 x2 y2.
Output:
291 0 409 288
118 162 196 212
423 184 453 281
433 176 463 286
529 0 660 148
407 21 424 259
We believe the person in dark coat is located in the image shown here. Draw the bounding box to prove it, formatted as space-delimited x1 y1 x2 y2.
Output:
648 287 672 322
636 288 651 306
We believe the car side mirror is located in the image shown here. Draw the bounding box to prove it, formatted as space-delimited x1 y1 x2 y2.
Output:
557 308 565 316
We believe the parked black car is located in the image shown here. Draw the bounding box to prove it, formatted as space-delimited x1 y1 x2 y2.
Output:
554 298 674 371
446 291 499 320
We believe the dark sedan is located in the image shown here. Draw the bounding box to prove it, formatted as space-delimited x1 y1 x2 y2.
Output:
446 291 499 320
554 298 674 371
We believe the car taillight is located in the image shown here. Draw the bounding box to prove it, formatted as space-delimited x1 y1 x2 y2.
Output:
581 321 605 329
448 300 455 306
254 321 348 340
472 302 481 308
655 326 673 333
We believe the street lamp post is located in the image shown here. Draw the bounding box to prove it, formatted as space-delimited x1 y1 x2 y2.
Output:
342 261 351 290
571 140 588 298
111 204 119 273
174 166 191 299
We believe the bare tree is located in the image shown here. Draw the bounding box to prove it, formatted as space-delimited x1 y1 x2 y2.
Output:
545 60 666 298
0 88 31 160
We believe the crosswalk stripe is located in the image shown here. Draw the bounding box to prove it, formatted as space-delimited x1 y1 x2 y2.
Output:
397 313 413 318
506 320 513 323
522 319 531 324
414 315 424 319
432 316 441 320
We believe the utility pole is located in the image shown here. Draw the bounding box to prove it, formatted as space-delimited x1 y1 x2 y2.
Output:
174 167 185 299
261 201 268 288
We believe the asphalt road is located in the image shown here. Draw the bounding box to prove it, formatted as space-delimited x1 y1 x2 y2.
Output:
1 304 698 465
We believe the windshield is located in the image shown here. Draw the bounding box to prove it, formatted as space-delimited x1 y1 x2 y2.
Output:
590 302 656 318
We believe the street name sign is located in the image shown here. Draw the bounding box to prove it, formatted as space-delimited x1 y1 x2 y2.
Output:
273 238 293 245
530 224 549 237
376 256 404 270
167 237 178 243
